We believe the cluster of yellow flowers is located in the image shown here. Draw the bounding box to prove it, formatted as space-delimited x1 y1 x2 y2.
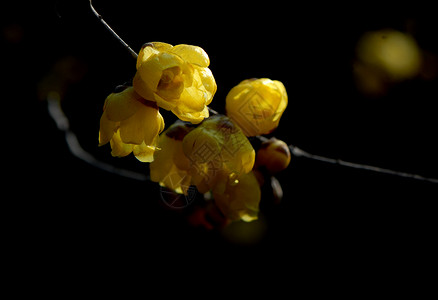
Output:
98 42 290 224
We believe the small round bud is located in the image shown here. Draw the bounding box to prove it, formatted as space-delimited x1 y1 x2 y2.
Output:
256 138 291 174
226 78 288 136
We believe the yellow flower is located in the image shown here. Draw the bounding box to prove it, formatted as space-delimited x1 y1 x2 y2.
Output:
150 121 193 194
212 171 261 222
182 115 255 193
98 86 164 162
225 78 288 136
133 42 217 124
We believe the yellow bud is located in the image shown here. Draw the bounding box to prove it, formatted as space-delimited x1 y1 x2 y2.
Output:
256 138 291 174
226 78 288 136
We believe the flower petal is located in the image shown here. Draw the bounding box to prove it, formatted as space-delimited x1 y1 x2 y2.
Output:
119 104 164 145
194 66 217 105
139 52 184 89
172 105 209 124
136 42 173 69
150 42 173 51
105 87 142 122
272 80 288 121
136 46 160 70
110 130 133 157
98 110 118 146
150 125 193 194
133 71 156 101
213 171 261 222
170 44 210 67
133 142 156 162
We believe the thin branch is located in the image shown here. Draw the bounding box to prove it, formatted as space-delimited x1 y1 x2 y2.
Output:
47 92 148 181
89 0 138 59
289 144 438 184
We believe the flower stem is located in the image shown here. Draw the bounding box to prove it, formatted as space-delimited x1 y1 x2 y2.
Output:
89 0 138 59
47 93 148 181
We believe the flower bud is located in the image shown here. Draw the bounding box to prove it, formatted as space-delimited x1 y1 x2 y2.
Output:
255 138 291 174
226 78 287 136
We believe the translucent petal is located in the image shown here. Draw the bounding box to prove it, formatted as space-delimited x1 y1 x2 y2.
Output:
110 130 133 157
154 92 178 111
195 66 217 105
150 136 176 182
150 42 173 51
273 80 288 113
177 85 206 111
136 46 159 70
213 171 260 222
136 42 173 69
171 103 209 124
155 66 185 100
133 142 156 162
138 52 184 94
105 87 142 122
98 111 118 146
170 44 210 67
150 130 192 194
133 71 156 101
119 104 163 145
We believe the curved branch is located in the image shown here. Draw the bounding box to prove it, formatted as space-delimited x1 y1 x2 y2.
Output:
47 92 148 181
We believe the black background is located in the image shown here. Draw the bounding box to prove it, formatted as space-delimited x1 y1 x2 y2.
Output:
4 0 438 291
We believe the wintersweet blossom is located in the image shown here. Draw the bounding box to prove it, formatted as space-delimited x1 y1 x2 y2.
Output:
182 115 255 193
226 78 288 136
98 86 164 162
150 121 193 194
212 171 261 222
133 42 217 124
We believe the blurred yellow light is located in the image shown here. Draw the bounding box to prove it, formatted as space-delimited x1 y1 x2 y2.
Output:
221 214 267 245
356 29 422 81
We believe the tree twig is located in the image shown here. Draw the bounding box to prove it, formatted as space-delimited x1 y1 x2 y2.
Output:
289 145 438 184
89 0 138 59
47 92 148 181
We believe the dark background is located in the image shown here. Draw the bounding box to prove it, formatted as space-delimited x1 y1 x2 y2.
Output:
4 0 437 289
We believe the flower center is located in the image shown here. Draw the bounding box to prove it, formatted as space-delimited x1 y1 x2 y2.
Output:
157 66 184 100
158 67 182 89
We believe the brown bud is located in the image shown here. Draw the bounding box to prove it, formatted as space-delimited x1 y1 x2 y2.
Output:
256 138 291 174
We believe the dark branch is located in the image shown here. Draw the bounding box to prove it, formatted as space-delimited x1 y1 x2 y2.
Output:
289 145 438 184
89 0 138 59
